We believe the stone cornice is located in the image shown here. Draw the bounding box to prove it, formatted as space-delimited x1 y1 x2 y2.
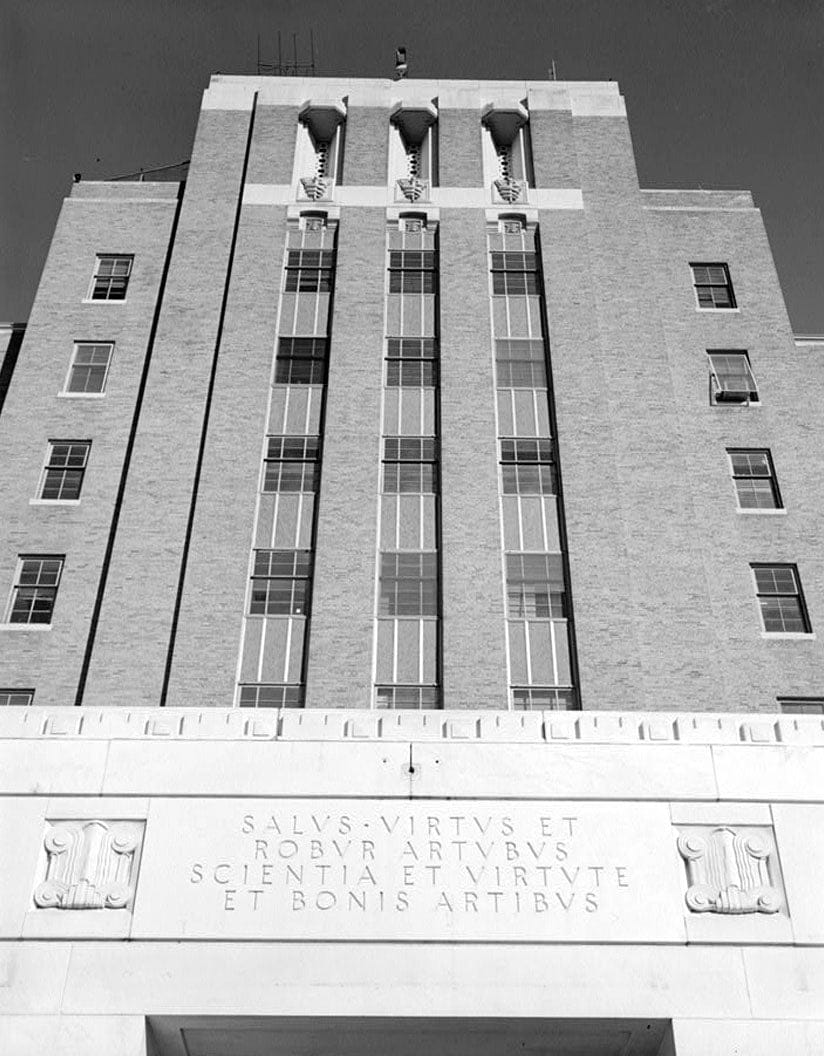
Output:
0 707 821 747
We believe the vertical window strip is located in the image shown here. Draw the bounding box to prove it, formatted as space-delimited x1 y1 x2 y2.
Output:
375 220 442 709
488 221 578 710
237 215 338 708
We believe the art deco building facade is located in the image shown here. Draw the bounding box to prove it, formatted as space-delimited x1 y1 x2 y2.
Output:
1 75 823 1056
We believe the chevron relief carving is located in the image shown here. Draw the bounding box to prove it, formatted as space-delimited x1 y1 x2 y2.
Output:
34 820 144 910
677 826 781 915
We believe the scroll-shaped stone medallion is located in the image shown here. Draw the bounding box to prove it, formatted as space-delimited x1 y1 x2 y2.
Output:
34 820 144 910
677 826 781 914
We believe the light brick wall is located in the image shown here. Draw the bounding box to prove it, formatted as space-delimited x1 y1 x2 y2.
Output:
245 104 299 184
530 110 580 188
304 208 387 707
82 108 253 708
164 203 288 708
438 110 483 186
0 184 178 706
342 108 389 186
439 209 509 709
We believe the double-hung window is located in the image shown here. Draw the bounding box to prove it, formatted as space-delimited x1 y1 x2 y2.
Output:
382 437 438 493
66 343 113 394
388 251 436 293
284 249 334 292
728 449 781 509
90 255 133 301
385 338 438 387
249 550 312 616
500 438 556 494
275 338 328 385
40 441 90 501
708 351 758 403
491 252 540 295
495 339 547 389
378 552 438 617
262 436 320 493
691 263 736 309
506 553 566 619
752 564 811 634
8 556 64 625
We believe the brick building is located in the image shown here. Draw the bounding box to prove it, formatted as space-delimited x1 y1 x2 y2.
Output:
1 76 823 1056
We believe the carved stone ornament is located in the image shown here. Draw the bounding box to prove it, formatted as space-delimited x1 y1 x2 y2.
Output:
299 176 330 201
494 177 524 204
34 820 142 910
677 826 781 915
502 219 523 234
397 177 428 203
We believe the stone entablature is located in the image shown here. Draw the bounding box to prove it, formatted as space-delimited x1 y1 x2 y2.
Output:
1 706 822 746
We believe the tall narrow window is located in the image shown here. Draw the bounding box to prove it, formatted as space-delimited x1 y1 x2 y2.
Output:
752 564 811 634
489 215 577 709
691 263 736 309
65 343 113 394
39 441 90 501
708 352 758 404
728 449 781 509
7 556 64 625
89 255 133 301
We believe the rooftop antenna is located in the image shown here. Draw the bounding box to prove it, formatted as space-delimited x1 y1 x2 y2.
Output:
394 47 408 80
256 30 316 75
549 60 558 80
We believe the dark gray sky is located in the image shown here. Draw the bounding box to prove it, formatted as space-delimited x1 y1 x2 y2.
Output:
2 0 823 331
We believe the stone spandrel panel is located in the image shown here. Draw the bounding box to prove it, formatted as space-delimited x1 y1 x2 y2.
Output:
131 798 686 943
675 823 791 944
33 819 144 910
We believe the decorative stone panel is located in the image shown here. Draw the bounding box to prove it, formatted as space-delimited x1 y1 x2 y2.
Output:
676 825 782 915
33 819 144 910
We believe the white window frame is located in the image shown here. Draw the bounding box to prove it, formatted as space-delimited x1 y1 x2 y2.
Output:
62 342 114 397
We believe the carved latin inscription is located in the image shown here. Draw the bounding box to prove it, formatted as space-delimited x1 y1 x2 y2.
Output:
34 820 143 910
677 826 781 914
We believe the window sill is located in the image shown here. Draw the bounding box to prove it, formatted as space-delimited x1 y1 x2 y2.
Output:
711 400 761 408
761 632 816 640
56 392 106 399
737 508 787 515
0 623 52 631
81 298 128 305
695 306 740 313
29 499 81 507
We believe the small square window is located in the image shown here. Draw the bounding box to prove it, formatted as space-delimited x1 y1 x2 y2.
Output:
708 351 758 404
65 343 113 394
691 263 736 309
778 698 824 715
378 552 438 617
275 338 328 386
262 436 320 493
511 687 576 711
0 688 35 706
505 553 567 620
249 550 312 616
40 441 91 500
7 555 64 625
89 255 133 301
728 449 781 509
238 684 304 708
375 685 440 709
752 563 811 634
